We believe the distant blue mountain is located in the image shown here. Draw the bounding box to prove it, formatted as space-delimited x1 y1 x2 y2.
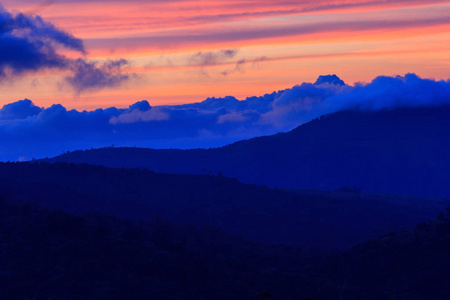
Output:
45 105 450 198
1 162 446 250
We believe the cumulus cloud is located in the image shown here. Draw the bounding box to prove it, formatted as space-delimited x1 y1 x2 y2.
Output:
258 78 348 127
0 73 449 161
0 5 131 93
327 73 450 111
217 111 250 124
0 99 42 120
110 102 169 124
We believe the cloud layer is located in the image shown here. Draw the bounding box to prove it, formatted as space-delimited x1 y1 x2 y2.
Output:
0 5 130 93
0 73 449 161
1 1 448 109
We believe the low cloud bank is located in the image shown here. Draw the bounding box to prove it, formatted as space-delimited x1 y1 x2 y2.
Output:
0 73 449 161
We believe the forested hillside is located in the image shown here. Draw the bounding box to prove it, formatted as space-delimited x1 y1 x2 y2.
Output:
1 162 446 249
1 193 450 299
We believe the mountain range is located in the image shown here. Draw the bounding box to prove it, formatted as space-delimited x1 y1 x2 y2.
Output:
1 162 446 250
1 190 449 299
45 105 450 198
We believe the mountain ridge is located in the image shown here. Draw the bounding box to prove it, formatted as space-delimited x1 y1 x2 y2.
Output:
44 105 450 198
1 161 447 250
2 186 450 299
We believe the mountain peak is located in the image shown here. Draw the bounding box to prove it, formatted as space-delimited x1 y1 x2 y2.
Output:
314 74 345 86
129 100 151 111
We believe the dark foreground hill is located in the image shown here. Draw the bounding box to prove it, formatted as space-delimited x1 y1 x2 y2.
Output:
318 210 450 300
0 196 311 300
0 162 447 250
45 106 450 198
1 194 450 299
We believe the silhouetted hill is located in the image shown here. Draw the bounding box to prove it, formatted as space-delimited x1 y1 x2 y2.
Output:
0 162 447 250
0 196 312 300
45 106 450 198
312 210 450 300
2 190 450 299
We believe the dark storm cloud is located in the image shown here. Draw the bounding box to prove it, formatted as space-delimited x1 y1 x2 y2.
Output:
0 74 449 161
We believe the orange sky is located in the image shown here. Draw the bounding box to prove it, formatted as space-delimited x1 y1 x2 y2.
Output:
1 0 449 110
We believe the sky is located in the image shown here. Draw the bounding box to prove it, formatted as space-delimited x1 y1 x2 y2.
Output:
0 0 450 161
1 73 449 161
0 0 449 110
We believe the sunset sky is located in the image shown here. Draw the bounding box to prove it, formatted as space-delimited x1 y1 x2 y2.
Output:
1 0 449 110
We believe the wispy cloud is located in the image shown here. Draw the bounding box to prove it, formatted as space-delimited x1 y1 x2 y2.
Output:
221 56 267 76
189 49 238 66
66 59 131 94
